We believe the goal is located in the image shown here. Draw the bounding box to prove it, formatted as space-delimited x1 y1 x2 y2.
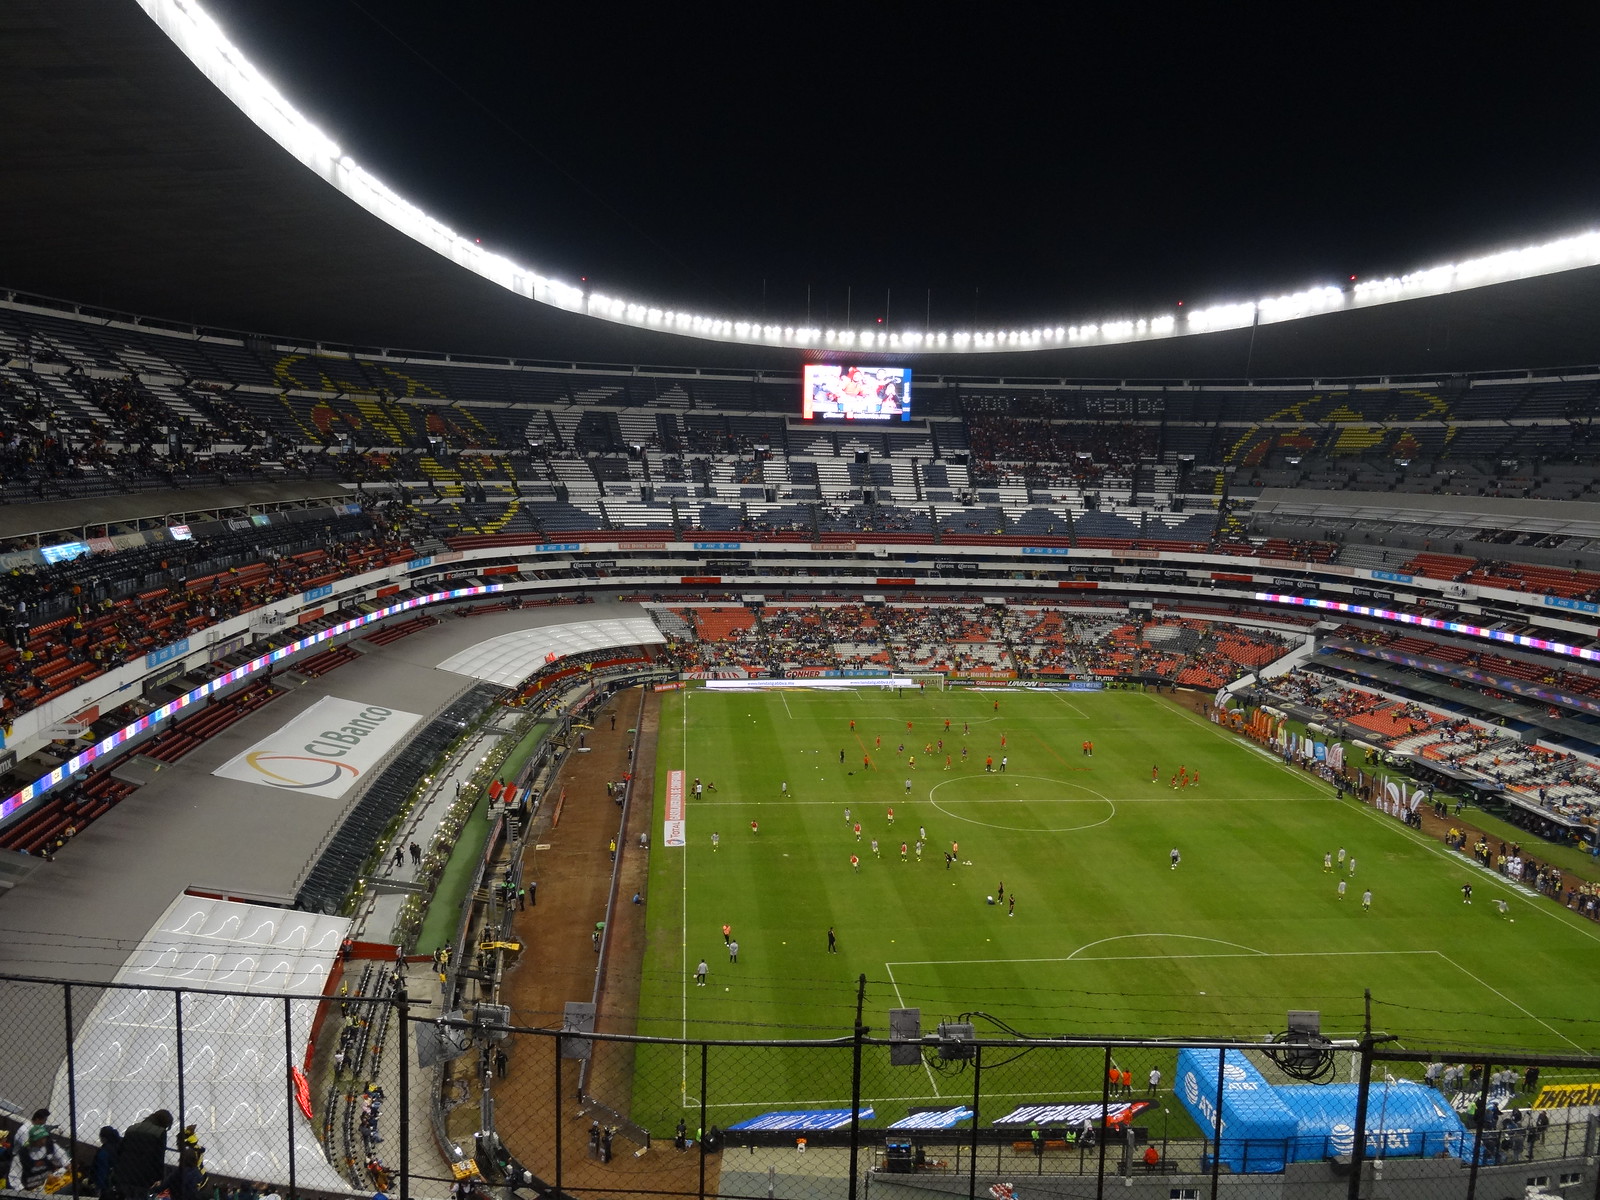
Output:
904 673 947 692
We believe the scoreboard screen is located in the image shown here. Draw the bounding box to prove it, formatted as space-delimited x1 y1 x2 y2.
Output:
802 365 912 421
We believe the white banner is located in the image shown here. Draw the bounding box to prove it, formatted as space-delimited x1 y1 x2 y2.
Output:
664 769 685 847
212 696 422 798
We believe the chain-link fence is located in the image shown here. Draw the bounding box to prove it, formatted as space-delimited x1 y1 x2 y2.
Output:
2 972 1598 1200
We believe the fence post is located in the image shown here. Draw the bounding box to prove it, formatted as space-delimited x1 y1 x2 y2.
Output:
849 975 866 1200
397 984 410 1200
1209 1046 1225 1200
967 1043 981 1200
1464 1061 1493 1200
1347 1036 1375 1200
64 984 80 1200
698 1043 709 1200
1096 1046 1111 1200
554 1035 564 1199
1590 1115 1600 1200
283 996 297 1200
174 990 186 1144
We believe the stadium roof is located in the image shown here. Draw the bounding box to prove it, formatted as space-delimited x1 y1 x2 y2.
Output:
4 1 1600 379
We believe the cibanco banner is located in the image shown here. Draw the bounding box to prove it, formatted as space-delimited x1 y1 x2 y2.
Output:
213 695 423 798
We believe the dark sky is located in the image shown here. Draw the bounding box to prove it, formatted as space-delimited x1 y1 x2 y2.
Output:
200 1 1600 331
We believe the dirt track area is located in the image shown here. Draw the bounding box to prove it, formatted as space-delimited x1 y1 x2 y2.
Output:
495 686 714 1195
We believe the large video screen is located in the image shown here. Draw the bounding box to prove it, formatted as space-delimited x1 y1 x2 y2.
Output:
802 365 912 421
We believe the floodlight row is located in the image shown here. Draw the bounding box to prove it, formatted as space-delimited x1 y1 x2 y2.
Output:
146 0 1600 355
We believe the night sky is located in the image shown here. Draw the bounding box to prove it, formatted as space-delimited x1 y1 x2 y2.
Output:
200 1 1600 331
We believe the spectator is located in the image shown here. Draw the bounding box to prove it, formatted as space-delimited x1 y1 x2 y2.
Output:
113 1109 174 1199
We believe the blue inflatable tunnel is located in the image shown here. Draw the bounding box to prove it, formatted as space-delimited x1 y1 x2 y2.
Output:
1278 1080 1468 1162
1176 1048 1298 1173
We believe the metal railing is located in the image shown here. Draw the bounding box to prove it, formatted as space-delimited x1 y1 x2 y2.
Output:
4 971 1598 1200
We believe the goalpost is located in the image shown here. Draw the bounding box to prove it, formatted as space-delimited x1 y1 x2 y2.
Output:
906 672 947 692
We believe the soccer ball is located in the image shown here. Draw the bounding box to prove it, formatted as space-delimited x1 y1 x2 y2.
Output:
725 986 730 991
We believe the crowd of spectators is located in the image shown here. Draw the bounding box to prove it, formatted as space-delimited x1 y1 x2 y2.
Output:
0 518 414 722
963 410 1157 473
1261 670 1600 830
656 603 1293 686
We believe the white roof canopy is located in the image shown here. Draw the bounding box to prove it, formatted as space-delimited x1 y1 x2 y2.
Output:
51 894 354 1192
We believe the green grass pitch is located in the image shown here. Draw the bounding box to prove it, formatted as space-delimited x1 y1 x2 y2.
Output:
634 687 1600 1129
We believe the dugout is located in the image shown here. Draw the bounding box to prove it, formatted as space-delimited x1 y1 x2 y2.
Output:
1176 1048 1297 1173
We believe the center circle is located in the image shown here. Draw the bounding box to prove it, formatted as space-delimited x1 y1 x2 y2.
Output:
927 774 1117 832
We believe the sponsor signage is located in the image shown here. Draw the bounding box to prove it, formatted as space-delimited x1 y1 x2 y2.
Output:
1371 570 1414 584
693 541 742 550
663 769 686 846
1022 546 1072 556
729 1108 873 1132
212 695 423 798
40 541 90 565
653 681 686 692
145 638 190 670
303 584 334 603
887 1108 974 1130
1533 1082 1600 1108
536 543 581 553
211 634 250 662
145 663 188 691
994 1102 1148 1125
1544 594 1600 615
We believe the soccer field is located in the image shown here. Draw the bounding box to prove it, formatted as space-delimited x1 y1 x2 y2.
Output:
633 686 1600 1127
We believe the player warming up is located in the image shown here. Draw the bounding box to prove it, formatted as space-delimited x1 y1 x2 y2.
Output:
1169 847 1181 870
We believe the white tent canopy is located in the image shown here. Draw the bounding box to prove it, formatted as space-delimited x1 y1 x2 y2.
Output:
436 616 665 686
50 894 354 1192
